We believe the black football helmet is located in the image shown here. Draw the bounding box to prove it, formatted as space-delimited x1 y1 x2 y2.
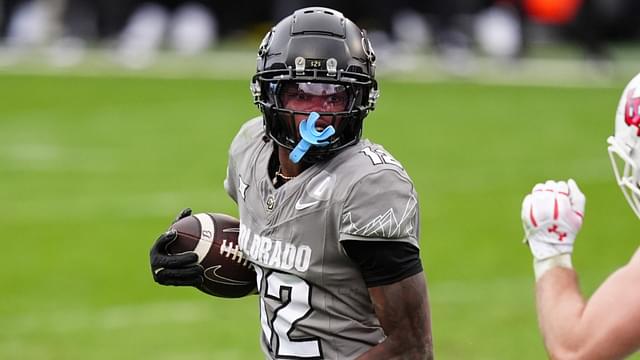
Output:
251 7 379 160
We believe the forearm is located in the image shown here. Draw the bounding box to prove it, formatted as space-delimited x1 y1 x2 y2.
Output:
535 267 587 359
538 255 640 360
357 273 433 360
357 334 432 360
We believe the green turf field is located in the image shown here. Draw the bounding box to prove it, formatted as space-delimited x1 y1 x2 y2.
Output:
1 71 638 359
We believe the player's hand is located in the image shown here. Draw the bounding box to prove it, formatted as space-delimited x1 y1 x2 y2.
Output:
149 208 203 287
521 179 586 260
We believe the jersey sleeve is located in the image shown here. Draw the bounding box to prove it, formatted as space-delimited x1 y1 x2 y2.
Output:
339 169 420 248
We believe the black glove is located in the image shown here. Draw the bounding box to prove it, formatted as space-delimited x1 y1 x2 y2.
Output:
150 208 203 287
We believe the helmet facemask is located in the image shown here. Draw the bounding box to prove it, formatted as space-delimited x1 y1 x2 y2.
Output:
259 80 367 160
608 135 640 218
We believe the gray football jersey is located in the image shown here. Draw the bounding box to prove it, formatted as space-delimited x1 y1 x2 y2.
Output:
224 117 420 360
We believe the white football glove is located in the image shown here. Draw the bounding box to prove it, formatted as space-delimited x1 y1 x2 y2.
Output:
521 179 586 260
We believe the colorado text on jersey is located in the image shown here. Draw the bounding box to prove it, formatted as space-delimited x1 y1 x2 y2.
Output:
237 223 312 272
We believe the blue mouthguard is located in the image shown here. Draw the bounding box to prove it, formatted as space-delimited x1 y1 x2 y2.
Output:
289 112 336 164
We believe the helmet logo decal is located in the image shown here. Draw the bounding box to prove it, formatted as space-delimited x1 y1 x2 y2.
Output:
295 56 306 74
289 112 336 163
361 33 376 62
257 29 273 57
625 88 640 136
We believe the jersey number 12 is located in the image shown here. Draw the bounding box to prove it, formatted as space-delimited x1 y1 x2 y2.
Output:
255 267 322 359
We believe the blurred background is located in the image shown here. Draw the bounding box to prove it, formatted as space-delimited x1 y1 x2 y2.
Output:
0 0 639 78
1 1 640 359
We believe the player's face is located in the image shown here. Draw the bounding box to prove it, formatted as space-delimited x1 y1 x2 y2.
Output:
279 82 350 129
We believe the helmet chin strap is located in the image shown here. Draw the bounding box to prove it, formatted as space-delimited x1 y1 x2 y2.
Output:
289 112 336 164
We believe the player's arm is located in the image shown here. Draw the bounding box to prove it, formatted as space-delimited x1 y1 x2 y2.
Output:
343 240 433 360
340 165 432 358
363 273 433 359
536 249 640 360
521 179 640 359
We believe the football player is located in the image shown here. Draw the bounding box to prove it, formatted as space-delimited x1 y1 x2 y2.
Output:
150 7 433 359
520 73 640 359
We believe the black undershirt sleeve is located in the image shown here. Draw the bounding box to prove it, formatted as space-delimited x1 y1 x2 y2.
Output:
342 240 423 288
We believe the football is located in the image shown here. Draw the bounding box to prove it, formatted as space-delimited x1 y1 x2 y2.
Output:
166 212 256 298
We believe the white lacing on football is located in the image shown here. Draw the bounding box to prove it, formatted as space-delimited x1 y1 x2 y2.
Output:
219 239 251 267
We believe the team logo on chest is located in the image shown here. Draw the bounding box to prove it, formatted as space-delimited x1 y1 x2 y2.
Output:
266 195 275 211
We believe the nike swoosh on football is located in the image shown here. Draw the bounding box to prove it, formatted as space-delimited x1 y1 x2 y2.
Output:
295 199 320 210
204 265 252 286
